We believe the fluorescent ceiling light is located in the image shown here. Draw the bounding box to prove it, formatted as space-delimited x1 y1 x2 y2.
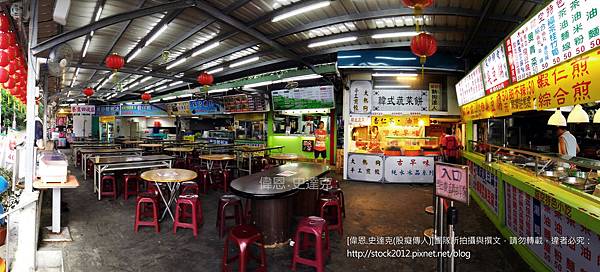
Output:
163 96 177 100
372 32 418 39
95 7 103 21
372 73 418 77
146 25 168 47
82 40 91 58
178 94 192 98
374 56 417 61
146 90 155 94
149 99 160 103
338 55 361 59
274 74 322 83
207 67 224 74
127 48 142 62
169 81 185 87
374 85 411 89
156 85 167 91
229 56 259 68
208 88 228 94
272 1 331 22
59 104 69 107
140 76 152 83
192 42 220 57
166 58 187 70
308 36 357 48
244 81 272 88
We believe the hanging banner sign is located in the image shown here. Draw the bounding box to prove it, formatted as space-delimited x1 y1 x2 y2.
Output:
435 162 469 204
371 89 428 112
70 105 95 115
349 81 372 113
120 104 167 116
482 45 511 94
189 99 222 115
167 101 191 116
95 105 120 116
455 65 485 106
506 0 600 83
428 83 443 111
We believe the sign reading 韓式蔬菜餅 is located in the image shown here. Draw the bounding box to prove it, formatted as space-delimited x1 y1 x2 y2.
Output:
434 162 469 204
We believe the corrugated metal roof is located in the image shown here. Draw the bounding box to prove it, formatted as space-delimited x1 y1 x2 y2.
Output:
43 0 541 101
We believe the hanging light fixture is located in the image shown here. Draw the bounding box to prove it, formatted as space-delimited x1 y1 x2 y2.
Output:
547 109 567 126
567 104 589 123
593 109 600 123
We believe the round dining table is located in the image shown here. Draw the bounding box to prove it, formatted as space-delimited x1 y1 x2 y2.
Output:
164 147 195 158
140 168 197 221
139 143 163 153
269 153 300 165
230 162 330 247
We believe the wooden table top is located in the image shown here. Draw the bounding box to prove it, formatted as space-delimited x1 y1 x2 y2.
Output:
95 155 174 164
269 153 300 160
34 175 80 189
79 148 142 153
199 154 236 161
122 140 144 144
140 168 197 183
139 143 163 148
230 162 330 199
164 147 194 152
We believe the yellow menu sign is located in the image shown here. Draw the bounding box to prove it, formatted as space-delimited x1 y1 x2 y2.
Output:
462 48 600 121
371 115 430 126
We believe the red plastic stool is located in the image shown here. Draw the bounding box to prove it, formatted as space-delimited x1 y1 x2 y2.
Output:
134 193 160 233
321 183 345 218
222 224 267 272
217 195 244 238
174 158 187 169
319 197 343 236
173 195 203 237
291 216 330 272
244 198 252 224
180 181 199 196
123 173 141 200
193 168 209 194
100 174 117 200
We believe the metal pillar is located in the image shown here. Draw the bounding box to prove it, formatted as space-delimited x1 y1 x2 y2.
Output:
25 0 39 192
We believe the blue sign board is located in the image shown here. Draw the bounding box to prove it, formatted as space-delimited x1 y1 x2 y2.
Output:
95 105 120 116
189 99 223 115
337 50 463 72
120 104 168 116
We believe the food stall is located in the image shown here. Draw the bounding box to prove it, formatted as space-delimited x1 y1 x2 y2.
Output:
338 52 463 183
458 1 600 270
222 93 269 148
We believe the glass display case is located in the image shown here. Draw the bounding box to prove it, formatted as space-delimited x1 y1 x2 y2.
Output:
468 141 600 200
235 120 266 141
207 130 234 144
383 136 439 156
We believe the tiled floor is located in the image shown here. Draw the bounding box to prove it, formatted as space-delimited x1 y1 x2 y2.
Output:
38 159 531 272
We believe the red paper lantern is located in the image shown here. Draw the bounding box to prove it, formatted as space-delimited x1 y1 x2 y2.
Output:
0 51 8 67
6 60 14 74
3 76 14 89
105 53 125 70
0 32 9 50
7 31 15 45
9 87 16 95
141 92 151 102
410 32 437 64
83 87 94 97
0 68 8 83
196 72 213 86
401 0 433 9
0 14 8 33
7 45 16 59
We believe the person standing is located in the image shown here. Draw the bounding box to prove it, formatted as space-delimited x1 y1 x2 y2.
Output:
440 127 460 164
557 126 579 157
314 121 327 163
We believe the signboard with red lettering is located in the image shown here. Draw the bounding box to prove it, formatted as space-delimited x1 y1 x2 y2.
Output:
467 160 499 214
482 45 511 94
435 162 469 203
505 182 600 272
384 156 434 183
70 105 96 115
455 65 485 106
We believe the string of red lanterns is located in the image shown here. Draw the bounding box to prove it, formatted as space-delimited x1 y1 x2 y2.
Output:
402 0 437 72
0 13 28 105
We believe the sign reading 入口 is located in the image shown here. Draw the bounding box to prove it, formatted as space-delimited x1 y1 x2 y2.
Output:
435 162 469 204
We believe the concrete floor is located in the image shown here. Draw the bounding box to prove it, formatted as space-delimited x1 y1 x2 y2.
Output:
38 161 532 272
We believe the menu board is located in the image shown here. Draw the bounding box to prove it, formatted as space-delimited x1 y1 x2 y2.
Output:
223 94 267 113
467 160 499 214
272 86 335 111
371 89 429 113
384 156 434 183
167 101 191 116
70 105 95 115
120 104 167 116
347 153 384 182
455 65 485 106
461 77 535 121
506 0 600 82
505 183 600 272
482 45 511 94
349 81 372 113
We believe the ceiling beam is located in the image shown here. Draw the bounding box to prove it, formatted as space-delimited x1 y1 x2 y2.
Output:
269 7 524 40
32 0 195 55
460 0 494 58
76 63 195 82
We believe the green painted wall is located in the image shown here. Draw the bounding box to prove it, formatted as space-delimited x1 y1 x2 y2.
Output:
267 112 334 162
